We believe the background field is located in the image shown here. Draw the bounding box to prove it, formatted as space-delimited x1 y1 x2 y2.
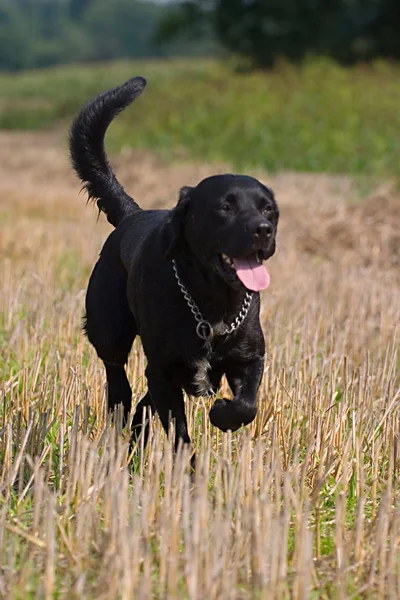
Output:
1 59 400 178
0 61 399 598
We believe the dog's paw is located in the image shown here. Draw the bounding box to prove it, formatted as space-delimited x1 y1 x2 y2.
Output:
209 398 256 432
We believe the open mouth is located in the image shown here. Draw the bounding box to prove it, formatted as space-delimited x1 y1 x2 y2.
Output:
220 250 270 292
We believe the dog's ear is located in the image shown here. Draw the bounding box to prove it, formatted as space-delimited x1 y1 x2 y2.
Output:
164 186 193 260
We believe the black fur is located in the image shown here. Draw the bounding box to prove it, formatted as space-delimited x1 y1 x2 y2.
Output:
69 76 279 451
70 76 146 226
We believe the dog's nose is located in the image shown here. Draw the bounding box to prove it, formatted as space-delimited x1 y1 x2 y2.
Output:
255 222 273 239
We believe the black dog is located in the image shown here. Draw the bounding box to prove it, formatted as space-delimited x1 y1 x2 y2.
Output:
69 77 279 450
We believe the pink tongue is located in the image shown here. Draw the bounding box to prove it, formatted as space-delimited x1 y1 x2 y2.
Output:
232 256 270 292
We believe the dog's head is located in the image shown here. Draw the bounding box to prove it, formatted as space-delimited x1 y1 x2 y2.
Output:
165 174 279 292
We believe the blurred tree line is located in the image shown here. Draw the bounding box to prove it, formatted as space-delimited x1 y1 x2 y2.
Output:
0 0 398 71
0 0 219 71
159 0 400 68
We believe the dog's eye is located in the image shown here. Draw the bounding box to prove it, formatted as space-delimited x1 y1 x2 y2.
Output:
220 202 232 213
261 205 274 216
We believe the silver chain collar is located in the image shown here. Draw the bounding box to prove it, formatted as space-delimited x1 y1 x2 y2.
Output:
172 260 253 351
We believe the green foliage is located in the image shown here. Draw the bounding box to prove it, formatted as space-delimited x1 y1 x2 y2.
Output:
0 0 218 71
0 58 399 179
159 0 400 68
82 0 173 61
0 2 34 70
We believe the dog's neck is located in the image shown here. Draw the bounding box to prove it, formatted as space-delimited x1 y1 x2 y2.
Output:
173 251 249 327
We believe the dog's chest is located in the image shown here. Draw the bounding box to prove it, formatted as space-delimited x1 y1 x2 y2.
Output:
193 357 212 395
191 320 228 395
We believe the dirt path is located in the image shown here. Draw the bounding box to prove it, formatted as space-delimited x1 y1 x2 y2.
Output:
0 129 398 270
0 129 355 213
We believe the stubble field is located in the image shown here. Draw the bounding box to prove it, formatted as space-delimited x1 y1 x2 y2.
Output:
0 128 399 599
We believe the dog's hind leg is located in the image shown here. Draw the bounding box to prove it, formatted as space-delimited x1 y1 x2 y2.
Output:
85 256 136 425
103 363 133 425
130 392 155 448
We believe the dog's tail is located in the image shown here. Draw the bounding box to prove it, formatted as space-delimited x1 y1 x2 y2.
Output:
69 76 147 227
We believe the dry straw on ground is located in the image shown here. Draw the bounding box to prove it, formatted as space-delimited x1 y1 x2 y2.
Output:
0 132 399 598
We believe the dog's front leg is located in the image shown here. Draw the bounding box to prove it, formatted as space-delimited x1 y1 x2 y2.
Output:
209 358 264 432
146 366 191 450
